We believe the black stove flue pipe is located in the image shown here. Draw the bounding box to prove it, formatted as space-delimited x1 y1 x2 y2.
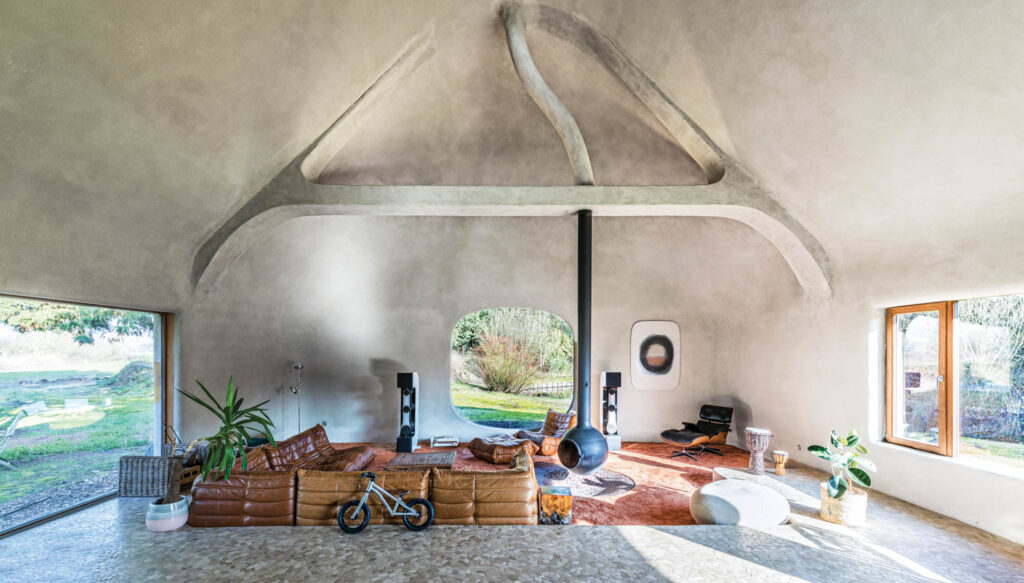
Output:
558 209 609 474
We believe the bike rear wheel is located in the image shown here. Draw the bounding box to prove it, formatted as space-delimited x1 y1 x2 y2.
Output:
338 500 370 533
402 498 434 531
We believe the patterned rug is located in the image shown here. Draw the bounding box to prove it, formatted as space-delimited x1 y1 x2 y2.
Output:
533 461 635 497
354 441 751 525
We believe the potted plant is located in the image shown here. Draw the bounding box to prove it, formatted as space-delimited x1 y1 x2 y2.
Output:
146 378 275 532
180 377 276 481
808 429 876 526
145 426 189 532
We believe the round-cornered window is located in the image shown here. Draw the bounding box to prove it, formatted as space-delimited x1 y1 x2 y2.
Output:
639 334 674 374
450 307 574 429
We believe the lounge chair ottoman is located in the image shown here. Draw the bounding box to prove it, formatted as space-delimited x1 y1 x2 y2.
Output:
468 435 539 464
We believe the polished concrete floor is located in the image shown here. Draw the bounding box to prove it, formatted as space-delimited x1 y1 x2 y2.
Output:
1 465 1022 583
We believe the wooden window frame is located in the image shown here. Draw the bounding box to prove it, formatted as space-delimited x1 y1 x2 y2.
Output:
885 301 956 456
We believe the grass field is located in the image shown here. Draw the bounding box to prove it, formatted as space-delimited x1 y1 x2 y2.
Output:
960 437 1024 469
0 366 155 505
450 380 572 429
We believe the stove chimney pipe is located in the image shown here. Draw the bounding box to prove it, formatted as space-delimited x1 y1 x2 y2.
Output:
557 209 609 474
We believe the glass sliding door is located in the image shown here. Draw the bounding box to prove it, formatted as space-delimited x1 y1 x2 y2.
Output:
887 302 951 454
0 296 163 531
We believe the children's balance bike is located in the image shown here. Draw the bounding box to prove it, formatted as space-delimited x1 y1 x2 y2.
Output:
337 472 434 533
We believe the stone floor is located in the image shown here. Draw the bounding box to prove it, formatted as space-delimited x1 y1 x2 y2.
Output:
1 464 1022 583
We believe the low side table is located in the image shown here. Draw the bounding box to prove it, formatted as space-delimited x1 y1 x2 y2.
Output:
539 485 572 524
385 451 456 470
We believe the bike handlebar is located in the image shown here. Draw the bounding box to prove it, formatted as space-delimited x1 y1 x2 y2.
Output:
361 472 376 480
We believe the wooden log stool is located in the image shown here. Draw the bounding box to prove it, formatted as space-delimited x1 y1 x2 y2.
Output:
539 485 572 524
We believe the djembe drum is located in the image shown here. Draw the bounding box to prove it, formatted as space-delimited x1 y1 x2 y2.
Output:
744 427 773 475
772 450 789 476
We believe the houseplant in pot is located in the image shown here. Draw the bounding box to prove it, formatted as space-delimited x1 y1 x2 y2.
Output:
180 377 276 481
145 378 275 532
808 429 876 526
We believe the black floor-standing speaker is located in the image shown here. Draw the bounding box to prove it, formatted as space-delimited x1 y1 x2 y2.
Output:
601 371 622 451
397 372 419 453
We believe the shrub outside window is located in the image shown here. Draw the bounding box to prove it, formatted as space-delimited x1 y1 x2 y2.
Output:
450 307 573 429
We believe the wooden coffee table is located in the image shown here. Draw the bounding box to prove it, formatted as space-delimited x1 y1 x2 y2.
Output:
385 451 456 470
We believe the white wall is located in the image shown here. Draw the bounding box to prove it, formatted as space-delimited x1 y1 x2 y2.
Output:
727 265 1024 545
178 215 797 443
176 213 1024 545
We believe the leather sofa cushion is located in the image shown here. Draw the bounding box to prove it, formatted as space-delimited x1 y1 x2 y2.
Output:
430 450 538 525
264 424 335 471
468 436 539 464
308 445 376 472
188 471 295 527
296 469 429 526
542 409 577 437
231 445 271 472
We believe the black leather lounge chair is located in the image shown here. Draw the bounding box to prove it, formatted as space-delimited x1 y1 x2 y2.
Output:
660 404 734 460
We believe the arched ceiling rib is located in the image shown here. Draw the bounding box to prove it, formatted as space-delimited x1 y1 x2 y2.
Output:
191 3 833 300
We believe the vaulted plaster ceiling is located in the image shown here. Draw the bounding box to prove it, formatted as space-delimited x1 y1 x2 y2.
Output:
2 1 1024 308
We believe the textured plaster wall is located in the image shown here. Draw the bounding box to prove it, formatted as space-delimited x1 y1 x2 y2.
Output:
726 258 1024 545
178 215 799 443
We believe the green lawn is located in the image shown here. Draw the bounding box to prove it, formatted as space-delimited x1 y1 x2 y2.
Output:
0 365 156 505
451 381 572 429
960 437 1024 469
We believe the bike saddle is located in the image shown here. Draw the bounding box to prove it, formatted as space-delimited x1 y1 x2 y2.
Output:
361 472 376 480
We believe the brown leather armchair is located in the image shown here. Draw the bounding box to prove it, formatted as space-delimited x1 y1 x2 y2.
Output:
514 409 577 456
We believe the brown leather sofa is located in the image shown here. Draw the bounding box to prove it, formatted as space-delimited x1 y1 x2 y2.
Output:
295 469 430 526
188 425 374 527
430 449 538 525
293 449 538 527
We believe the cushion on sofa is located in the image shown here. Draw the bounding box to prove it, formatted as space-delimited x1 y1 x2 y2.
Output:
430 450 538 525
468 435 539 464
295 469 430 526
231 445 271 472
188 471 295 527
263 425 375 472
542 409 577 436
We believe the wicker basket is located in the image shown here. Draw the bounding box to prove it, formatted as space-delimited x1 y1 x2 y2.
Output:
819 482 868 526
118 456 172 497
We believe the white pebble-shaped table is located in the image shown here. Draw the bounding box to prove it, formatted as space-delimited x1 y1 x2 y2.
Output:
690 479 791 526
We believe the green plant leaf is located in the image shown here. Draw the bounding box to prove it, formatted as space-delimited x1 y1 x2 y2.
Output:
195 380 223 412
830 430 840 449
846 430 861 447
178 389 226 422
839 435 848 446
849 467 872 488
852 457 876 472
827 475 848 498
807 445 832 461
855 444 868 455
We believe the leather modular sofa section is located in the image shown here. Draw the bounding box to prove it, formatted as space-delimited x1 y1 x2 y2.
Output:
295 469 430 526
264 425 375 471
188 471 295 527
188 424 375 527
430 451 539 525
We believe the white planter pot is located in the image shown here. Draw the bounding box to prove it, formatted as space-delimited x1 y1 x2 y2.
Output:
819 482 867 526
146 497 189 532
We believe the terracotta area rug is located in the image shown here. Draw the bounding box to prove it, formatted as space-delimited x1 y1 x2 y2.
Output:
342 441 750 526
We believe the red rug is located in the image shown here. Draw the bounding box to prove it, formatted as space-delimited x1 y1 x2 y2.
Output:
342 441 749 526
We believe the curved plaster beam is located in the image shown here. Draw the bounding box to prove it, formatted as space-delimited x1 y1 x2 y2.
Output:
191 155 832 301
191 3 832 300
502 2 595 186
528 3 726 183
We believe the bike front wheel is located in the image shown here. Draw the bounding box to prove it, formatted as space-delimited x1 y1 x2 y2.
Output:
402 498 434 531
338 500 370 533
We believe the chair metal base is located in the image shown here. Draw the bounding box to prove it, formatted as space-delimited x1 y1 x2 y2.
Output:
670 444 724 460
